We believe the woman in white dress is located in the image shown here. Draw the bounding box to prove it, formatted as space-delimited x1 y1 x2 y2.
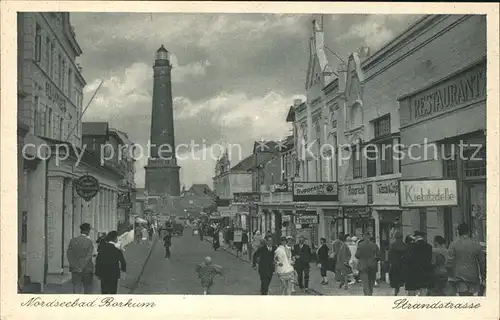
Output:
275 236 295 295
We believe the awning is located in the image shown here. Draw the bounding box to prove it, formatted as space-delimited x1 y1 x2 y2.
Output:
135 217 147 223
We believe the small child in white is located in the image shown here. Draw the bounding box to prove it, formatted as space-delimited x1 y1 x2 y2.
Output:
196 256 223 295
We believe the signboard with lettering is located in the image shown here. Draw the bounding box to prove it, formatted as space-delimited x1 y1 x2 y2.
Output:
343 206 371 218
372 179 399 206
233 192 261 204
74 174 100 202
118 191 132 208
292 182 338 201
399 179 458 208
295 214 319 224
401 62 486 126
270 182 289 193
340 184 367 205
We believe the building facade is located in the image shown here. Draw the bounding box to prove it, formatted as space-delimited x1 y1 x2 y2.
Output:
17 12 86 291
397 15 486 245
180 184 216 218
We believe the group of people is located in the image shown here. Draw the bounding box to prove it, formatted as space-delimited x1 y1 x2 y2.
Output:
312 222 486 297
387 223 486 297
66 223 127 294
252 233 313 295
134 223 155 244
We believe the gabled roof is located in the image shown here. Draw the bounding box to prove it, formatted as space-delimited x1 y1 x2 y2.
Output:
230 154 255 172
82 122 109 136
188 184 215 198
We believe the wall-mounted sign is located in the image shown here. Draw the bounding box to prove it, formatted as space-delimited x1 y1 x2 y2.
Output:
270 182 289 193
74 174 100 202
399 179 458 208
372 179 399 206
233 192 261 204
219 211 236 217
45 82 66 112
340 184 367 205
282 215 291 222
292 182 338 201
401 61 486 126
295 214 318 224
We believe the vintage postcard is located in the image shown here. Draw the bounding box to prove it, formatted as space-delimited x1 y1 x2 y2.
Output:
1 1 499 319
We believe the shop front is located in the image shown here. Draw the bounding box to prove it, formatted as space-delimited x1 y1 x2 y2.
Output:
398 59 486 243
368 178 402 262
340 183 371 238
292 181 339 248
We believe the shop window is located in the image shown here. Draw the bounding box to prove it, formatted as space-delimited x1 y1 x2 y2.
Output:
366 145 377 177
374 114 391 139
35 24 41 62
463 146 486 178
380 143 394 175
352 148 362 179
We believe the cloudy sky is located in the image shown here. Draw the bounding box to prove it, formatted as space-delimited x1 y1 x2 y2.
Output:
70 13 422 189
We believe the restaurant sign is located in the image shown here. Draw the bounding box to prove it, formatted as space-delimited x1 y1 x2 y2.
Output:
74 174 100 202
292 182 338 202
233 192 261 204
399 179 458 208
343 206 372 218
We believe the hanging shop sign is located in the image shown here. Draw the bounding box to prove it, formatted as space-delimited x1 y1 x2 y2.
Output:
292 182 338 202
372 179 399 206
74 174 100 202
118 191 132 209
399 179 458 208
270 182 289 193
233 192 261 204
340 184 367 205
295 214 319 224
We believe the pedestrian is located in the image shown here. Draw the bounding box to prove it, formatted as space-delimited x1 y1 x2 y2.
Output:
252 235 277 295
446 223 486 296
212 228 220 251
199 224 205 242
347 236 360 284
428 235 448 296
141 226 148 244
66 223 95 294
292 235 312 292
387 231 407 296
404 231 433 296
163 231 172 258
286 236 297 293
195 256 224 295
316 238 330 285
242 230 249 256
334 235 352 290
96 232 107 253
95 231 127 294
355 232 381 296
252 230 264 252
275 236 295 295
148 226 154 241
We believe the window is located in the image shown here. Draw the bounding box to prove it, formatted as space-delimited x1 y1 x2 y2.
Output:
44 37 50 71
463 146 486 178
366 145 377 177
68 68 73 101
61 60 66 92
33 96 40 135
35 24 42 62
374 115 391 139
380 143 394 175
46 108 52 138
58 54 63 87
59 117 64 140
443 143 457 178
352 148 362 179
50 42 55 78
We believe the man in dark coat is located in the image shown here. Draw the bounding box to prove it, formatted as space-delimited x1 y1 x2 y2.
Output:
404 230 433 296
252 235 277 295
293 235 312 291
95 231 127 294
388 231 407 296
316 237 330 285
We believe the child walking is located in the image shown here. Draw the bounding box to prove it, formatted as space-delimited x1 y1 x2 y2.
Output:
195 256 224 295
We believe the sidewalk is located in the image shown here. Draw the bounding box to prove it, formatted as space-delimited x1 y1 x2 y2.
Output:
204 236 393 296
43 238 157 294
